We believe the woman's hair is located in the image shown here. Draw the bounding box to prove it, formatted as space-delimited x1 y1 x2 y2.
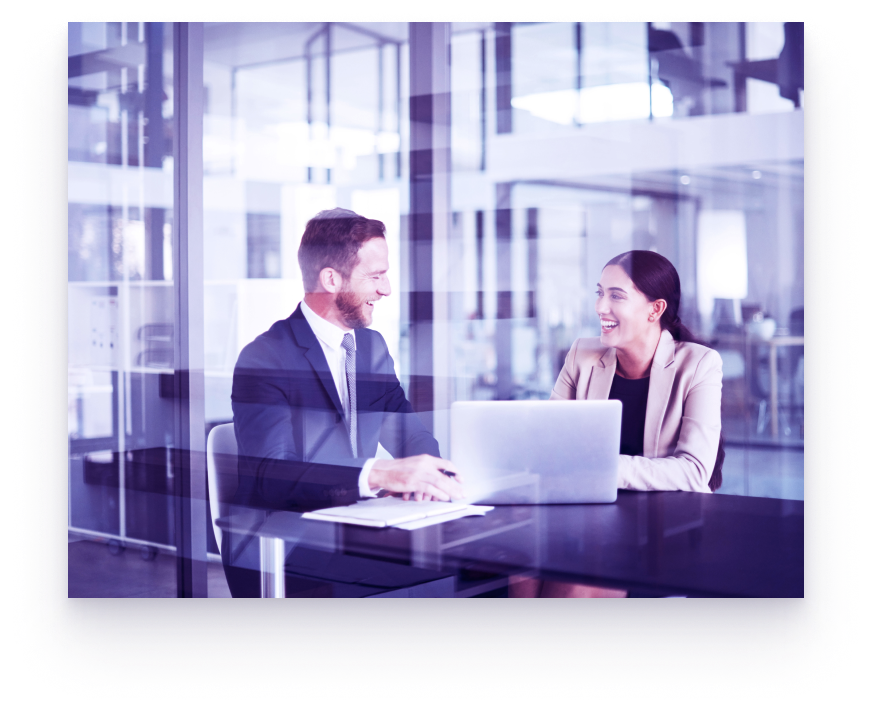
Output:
604 250 724 491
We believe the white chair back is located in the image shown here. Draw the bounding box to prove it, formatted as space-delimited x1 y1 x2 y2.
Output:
206 423 239 551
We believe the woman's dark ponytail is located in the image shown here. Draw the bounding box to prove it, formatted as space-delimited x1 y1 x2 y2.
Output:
667 316 704 350
605 250 725 491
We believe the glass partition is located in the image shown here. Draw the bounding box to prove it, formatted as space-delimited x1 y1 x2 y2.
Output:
201 21 407 436
198 25 412 595
446 21 803 499
68 22 189 595
68 21 804 598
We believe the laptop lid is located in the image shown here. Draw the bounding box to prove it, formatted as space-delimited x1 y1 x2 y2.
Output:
449 400 621 504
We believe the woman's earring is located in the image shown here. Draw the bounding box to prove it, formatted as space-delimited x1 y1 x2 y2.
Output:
648 314 655 322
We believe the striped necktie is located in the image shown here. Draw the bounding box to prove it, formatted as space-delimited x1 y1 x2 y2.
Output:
341 333 357 457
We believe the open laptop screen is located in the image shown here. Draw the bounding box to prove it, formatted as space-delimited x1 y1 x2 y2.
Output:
450 400 621 504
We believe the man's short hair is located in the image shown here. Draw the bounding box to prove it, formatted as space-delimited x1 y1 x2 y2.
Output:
298 208 386 292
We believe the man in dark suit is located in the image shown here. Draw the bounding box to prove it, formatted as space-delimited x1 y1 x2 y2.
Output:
222 208 463 596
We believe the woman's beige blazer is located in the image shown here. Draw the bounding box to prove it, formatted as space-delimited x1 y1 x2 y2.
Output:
550 329 723 492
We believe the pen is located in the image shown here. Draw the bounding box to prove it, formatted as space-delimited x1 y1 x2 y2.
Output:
438 468 457 478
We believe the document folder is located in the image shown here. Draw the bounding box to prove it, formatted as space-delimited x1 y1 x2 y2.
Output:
302 497 492 528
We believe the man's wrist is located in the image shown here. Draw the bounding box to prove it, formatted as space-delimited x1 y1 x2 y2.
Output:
358 459 380 498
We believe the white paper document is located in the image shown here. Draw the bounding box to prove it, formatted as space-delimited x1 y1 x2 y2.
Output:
302 496 493 528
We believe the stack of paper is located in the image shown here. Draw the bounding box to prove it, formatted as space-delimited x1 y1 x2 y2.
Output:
302 496 493 529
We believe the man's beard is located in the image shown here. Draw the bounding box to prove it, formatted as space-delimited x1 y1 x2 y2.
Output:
336 286 370 330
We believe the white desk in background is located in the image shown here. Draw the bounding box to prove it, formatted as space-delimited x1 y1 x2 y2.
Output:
716 333 805 439
765 335 804 439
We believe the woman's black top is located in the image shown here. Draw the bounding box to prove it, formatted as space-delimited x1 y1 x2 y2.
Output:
608 374 650 456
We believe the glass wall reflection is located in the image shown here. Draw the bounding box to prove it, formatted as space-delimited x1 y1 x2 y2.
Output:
446 22 803 499
68 22 187 595
199 25 409 579
68 21 804 597
201 23 406 435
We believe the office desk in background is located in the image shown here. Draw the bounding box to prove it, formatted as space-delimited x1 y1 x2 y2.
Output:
716 332 805 439
218 491 804 598
766 335 804 438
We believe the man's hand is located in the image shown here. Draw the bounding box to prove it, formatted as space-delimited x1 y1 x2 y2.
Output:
368 454 465 502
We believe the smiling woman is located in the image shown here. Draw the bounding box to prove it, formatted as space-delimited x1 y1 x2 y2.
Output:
512 250 726 597
557 250 725 492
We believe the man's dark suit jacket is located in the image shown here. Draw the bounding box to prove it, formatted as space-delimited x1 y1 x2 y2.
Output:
230 303 440 512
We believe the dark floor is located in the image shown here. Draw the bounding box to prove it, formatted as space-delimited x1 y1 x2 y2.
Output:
68 537 232 598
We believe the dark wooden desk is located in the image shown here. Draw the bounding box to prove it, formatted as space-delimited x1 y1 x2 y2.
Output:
218 491 803 598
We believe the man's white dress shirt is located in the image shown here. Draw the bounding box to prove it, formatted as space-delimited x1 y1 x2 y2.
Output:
300 299 379 498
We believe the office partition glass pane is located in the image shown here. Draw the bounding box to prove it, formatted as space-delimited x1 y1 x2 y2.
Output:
68 22 191 595
446 22 803 500
200 24 409 553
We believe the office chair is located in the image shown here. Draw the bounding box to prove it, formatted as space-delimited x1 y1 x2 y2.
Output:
206 422 239 552
207 422 455 597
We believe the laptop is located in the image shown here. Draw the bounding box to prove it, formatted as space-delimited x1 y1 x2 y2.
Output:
449 400 621 504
